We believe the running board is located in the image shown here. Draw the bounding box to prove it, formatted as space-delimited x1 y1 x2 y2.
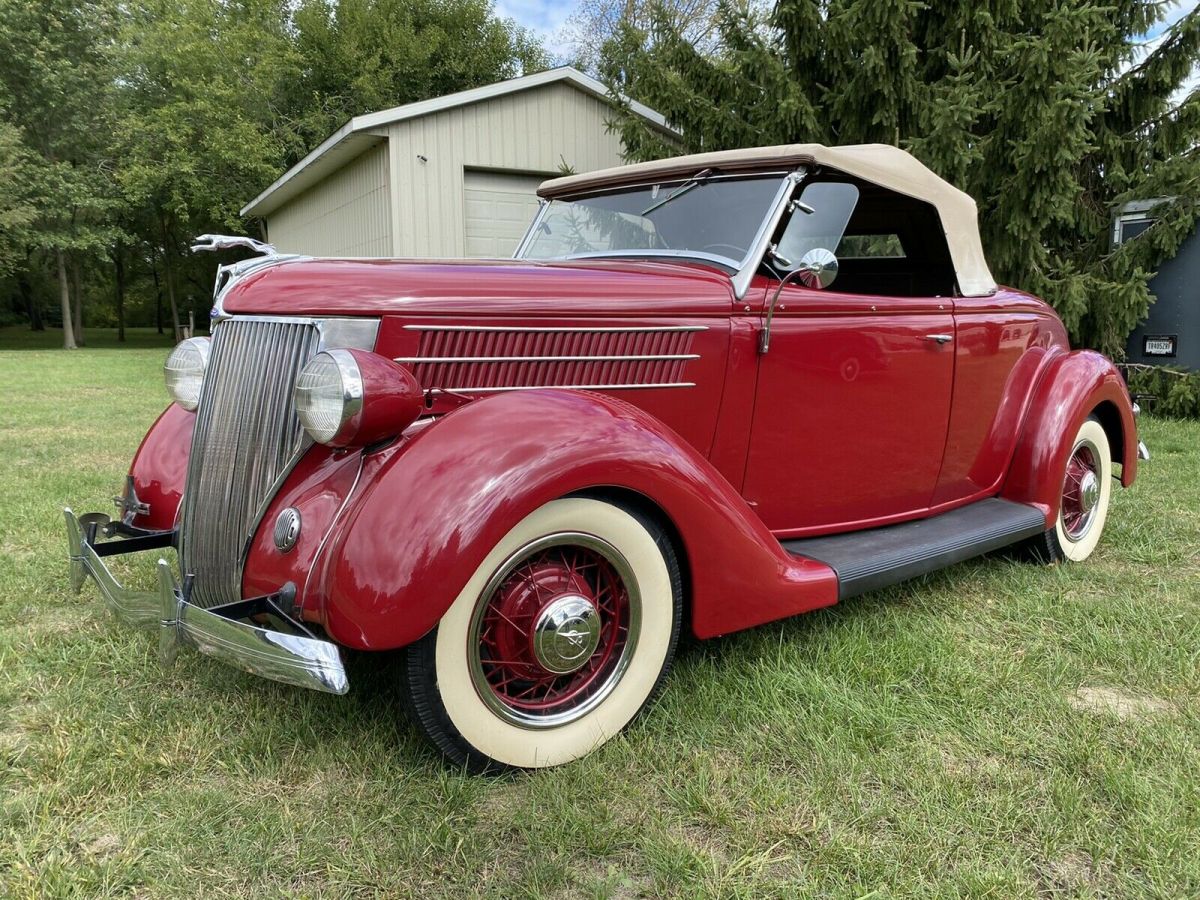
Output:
781 498 1046 600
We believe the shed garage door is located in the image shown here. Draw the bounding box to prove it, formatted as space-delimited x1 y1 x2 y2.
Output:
463 170 546 257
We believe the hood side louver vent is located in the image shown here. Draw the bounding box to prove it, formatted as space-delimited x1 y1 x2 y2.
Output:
396 325 703 393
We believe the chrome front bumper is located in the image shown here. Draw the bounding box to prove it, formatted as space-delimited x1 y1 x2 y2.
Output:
64 508 348 695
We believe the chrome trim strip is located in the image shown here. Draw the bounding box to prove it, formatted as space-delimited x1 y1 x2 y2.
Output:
731 169 806 301
403 324 707 333
430 382 694 393
210 314 381 350
513 198 549 258
208 255 309 323
301 453 366 603
394 353 700 364
240 439 313 565
550 249 740 269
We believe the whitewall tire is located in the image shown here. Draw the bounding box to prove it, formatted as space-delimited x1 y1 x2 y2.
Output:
400 497 682 772
1032 416 1113 563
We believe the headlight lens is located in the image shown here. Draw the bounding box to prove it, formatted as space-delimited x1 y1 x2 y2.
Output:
294 350 363 444
163 337 211 411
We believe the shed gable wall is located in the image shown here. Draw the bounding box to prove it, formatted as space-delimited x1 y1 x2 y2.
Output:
386 82 628 256
267 142 391 256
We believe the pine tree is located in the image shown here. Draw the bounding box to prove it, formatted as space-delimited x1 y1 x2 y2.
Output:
601 1 1200 356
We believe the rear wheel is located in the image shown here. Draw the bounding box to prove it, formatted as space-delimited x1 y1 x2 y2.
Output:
1030 416 1112 563
400 497 682 772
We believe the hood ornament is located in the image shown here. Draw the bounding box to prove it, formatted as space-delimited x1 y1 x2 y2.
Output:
191 234 277 257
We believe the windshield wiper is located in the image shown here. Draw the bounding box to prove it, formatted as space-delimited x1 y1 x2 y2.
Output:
640 168 714 216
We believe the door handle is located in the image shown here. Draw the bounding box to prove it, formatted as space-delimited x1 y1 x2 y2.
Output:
925 334 953 345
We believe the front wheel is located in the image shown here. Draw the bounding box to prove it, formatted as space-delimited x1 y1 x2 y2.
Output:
400 497 682 772
1031 416 1113 563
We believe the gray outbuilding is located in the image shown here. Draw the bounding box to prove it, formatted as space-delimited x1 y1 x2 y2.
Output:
240 67 674 259
1114 201 1200 371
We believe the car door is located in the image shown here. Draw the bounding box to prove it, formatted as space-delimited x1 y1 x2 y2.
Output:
740 180 958 534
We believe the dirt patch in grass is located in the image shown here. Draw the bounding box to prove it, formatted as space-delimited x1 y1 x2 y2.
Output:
1038 849 1107 894
1067 686 1173 719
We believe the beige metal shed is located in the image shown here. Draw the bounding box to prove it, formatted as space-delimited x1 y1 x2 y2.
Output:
240 67 674 259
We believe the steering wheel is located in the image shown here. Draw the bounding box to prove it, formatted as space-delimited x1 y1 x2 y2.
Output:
700 243 746 259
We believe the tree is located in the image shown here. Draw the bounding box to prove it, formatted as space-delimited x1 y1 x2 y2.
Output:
564 0 722 73
115 0 299 339
602 1 1200 356
0 0 120 347
284 0 549 157
0 122 36 280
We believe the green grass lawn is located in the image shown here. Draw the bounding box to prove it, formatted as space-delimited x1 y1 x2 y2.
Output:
2 328 1198 898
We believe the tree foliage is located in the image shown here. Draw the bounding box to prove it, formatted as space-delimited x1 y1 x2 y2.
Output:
601 1 1200 356
0 0 548 341
563 0 721 72
287 0 547 156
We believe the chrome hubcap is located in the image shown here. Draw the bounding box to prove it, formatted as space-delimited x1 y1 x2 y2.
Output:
531 595 601 674
1079 470 1099 514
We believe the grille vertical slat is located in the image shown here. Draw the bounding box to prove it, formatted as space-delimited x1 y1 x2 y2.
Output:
180 318 320 608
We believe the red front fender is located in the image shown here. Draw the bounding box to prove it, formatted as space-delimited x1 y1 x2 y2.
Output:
315 390 837 650
127 403 194 531
1001 349 1138 525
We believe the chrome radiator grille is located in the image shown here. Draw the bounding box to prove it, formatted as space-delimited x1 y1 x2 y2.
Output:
179 317 320 608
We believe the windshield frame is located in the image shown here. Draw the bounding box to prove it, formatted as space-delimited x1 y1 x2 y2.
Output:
514 168 806 298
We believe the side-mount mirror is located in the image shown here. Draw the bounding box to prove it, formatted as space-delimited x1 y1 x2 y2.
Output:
759 247 840 354
796 247 838 289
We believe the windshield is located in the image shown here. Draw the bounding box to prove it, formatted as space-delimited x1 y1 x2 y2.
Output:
517 174 788 268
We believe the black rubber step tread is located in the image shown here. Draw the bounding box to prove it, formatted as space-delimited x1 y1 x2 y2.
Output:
781 498 1046 600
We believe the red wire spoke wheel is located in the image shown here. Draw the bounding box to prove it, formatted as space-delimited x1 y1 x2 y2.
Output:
468 533 639 728
1060 439 1101 542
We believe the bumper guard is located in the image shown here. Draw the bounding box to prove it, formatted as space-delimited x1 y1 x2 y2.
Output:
64 508 348 694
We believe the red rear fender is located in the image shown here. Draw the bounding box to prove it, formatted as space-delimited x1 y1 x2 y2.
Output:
317 390 838 650
1001 350 1138 525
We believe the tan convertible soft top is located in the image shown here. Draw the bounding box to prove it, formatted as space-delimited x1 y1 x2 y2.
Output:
538 143 997 297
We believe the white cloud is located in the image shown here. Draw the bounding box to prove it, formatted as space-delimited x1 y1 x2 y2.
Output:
495 0 577 62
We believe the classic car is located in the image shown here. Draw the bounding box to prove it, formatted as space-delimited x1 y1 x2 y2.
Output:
64 143 1148 772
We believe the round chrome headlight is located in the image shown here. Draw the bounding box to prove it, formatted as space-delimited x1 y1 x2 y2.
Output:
163 337 211 411
293 350 363 445
293 349 423 448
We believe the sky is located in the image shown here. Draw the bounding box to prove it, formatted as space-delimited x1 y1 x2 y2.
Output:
495 0 576 61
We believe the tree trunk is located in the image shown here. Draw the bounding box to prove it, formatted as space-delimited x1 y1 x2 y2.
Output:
162 246 181 341
57 249 77 350
18 270 43 331
151 258 164 334
71 258 85 346
159 217 182 341
113 244 126 343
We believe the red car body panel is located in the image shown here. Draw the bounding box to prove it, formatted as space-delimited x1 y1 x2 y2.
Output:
125 254 1138 649
314 390 837 648
127 403 193 532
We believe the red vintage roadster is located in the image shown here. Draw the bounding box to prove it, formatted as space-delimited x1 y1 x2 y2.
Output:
65 144 1147 772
